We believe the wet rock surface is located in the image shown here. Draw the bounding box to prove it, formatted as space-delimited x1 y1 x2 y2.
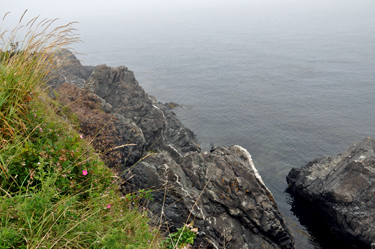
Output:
49 50 294 248
287 137 375 249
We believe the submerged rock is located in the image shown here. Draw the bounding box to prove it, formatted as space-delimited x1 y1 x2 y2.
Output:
287 137 375 249
167 102 179 108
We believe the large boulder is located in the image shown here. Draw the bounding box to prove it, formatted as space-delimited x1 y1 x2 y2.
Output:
287 137 375 249
128 145 294 249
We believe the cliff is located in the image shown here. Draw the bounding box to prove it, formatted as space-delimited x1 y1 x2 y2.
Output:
50 49 294 248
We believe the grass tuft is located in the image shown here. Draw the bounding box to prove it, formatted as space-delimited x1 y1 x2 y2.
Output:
0 9 80 143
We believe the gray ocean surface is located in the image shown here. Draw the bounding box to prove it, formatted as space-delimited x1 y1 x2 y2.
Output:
67 1 375 248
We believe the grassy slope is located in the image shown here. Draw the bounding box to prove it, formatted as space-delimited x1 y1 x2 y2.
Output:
0 65 162 249
0 15 162 248
0 12 200 249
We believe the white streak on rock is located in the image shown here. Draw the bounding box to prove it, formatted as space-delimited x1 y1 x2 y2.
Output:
174 174 205 219
152 104 167 124
233 145 273 196
160 164 169 184
167 144 182 157
175 128 182 138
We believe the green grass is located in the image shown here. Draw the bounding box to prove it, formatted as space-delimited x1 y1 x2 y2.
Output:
0 11 163 249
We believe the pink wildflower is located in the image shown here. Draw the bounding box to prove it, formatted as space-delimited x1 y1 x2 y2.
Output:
34 113 36 117
82 170 88 176
107 204 111 209
80 135 83 139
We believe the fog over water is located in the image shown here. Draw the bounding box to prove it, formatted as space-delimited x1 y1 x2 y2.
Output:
2 1 375 248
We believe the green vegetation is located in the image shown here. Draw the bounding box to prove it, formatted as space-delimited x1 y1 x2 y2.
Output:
0 11 162 248
0 11 198 249
162 224 197 249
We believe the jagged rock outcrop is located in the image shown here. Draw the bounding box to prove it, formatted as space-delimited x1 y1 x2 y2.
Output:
287 137 375 249
84 64 201 155
49 49 94 88
49 50 294 249
128 146 294 248
49 49 200 156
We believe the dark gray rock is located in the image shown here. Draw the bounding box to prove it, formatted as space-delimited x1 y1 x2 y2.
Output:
83 65 95 78
84 64 200 154
128 145 294 249
48 49 91 88
154 102 200 154
287 137 375 249
210 143 217 152
111 113 146 167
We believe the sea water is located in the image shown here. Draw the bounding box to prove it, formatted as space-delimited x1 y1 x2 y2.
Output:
4 1 375 247
75 2 375 248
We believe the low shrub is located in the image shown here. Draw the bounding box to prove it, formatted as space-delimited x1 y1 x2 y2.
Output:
162 223 198 249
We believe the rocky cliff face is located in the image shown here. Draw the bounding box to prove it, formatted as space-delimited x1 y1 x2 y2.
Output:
50 49 294 248
287 137 375 249
84 64 201 155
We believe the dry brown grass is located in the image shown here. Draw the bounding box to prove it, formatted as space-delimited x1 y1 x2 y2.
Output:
0 9 81 143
